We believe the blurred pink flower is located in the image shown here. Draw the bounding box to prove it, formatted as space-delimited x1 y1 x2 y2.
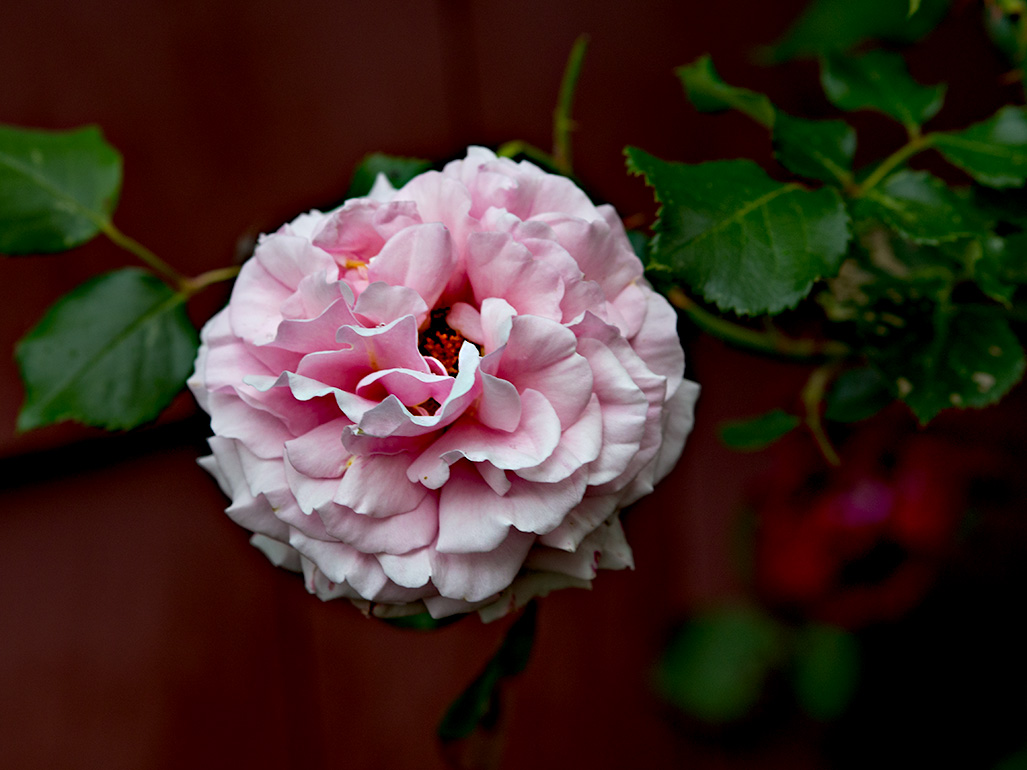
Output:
189 147 698 620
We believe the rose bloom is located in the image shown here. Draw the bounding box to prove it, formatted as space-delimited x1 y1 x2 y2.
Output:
189 147 698 621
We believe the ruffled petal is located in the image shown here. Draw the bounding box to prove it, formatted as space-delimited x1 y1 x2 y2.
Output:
429 529 535 602
332 452 427 517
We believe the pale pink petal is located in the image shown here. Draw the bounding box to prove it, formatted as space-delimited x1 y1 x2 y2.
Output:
368 222 455 310
355 368 452 408
353 281 429 327
629 289 686 398
250 534 302 571
316 494 437 554
228 258 291 345
446 302 483 345
486 314 593 428
283 418 351 478
253 231 337 291
535 214 643 299
279 271 347 320
477 571 590 623
436 464 587 553
377 547 433 589
477 373 521 432
333 452 427 517
272 295 361 353
207 391 292 459
514 393 603 484
288 530 389 598
356 342 482 438
429 529 535 602
537 493 620 552
406 389 561 488
466 232 564 320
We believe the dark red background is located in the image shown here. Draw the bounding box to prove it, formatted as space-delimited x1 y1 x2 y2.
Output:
2 2 1024 768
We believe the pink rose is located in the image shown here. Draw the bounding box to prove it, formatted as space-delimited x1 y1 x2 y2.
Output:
189 147 698 621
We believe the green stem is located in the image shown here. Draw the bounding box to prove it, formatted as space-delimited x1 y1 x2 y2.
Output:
181 265 241 297
552 34 589 176
853 133 935 196
802 363 842 467
667 287 850 361
99 220 185 287
496 140 558 170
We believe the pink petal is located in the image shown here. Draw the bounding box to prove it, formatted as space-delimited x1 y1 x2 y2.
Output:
429 529 535 602
253 231 337 291
466 232 564 320
629 289 686 399
477 373 521 432
207 391 292 459
537 493 620 552
436 464 587 553
333 452 428 517
355 368 452 409
272 295 361 353
573 336 650 485
279 271 347 321
514 393 603 484
535 214 643 299
407 388 561 488
228 258 291 345
446 302 483 345
283 418 351 478
485 314 593 428
377 547 433 589
356 342 482 438
353 281 429 327
288 530 390 598
316 494 438 554
368 222 455 311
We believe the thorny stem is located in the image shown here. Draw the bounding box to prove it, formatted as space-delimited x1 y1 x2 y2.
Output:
552 34 589 177
667 287 851 361
802 363 842 467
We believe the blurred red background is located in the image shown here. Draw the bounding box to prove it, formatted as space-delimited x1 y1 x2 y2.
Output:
2 1 1026 768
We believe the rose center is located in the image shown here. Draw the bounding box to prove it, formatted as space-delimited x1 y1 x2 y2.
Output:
419 308 467 376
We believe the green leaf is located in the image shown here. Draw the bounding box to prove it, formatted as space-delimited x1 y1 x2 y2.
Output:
854 170 988 244
872 304 1026 423
0 124 121 254
821 51 945 129
675 56 775 127
791 623 860 721
933 107 1027 188
346 152 431 199
625 229 649 263
825 366 894 422
909 0 922 16
438 602 537 742
626 148 851 315
966 235 1020 306
719 409 800 450
972 183 1027 230
16 268 198 431
769 0 950 61
657 605 786 723
774 113 856 184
